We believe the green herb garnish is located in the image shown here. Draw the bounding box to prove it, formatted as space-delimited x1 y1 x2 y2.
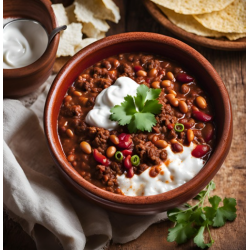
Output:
167 181 237 249
131 155 140 166
115 151 123 162
110 84 162 133
174 123 185 132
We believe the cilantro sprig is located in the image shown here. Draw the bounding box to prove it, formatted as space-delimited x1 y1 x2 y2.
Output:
110 84 162 133
167 181 237 249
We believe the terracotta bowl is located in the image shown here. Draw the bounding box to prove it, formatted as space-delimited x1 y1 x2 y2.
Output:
3 0 59 98
44 33 233 215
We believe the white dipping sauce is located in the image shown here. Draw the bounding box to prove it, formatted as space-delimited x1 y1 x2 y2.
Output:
117 143 204 196
3 18 48 69
85 77 139 130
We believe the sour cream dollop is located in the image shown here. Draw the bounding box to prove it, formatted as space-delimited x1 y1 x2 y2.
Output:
85 77 139 130
3 19 48 69
117 143 204 196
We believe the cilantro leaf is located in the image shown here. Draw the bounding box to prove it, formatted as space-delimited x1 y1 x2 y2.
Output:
166 181 237 249
212 198 237 227
194 226 213 249
167 208 182 222
127 113 156 133
134 84 149 111
110 95 136 125
167 222 197 244
141 100 162 114
146 88 162 101
110 84 162 133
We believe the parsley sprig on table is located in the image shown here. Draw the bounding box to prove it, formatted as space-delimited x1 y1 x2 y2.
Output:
167 181 237 249
110 84 162 133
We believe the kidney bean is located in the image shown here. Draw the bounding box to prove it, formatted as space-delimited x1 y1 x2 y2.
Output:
176 73 194 83
118 133 132 149
179 118 195 129
134 65 143 72
122 150 133 156
171 142 183 153
124 155 132 169
191 145 210 158
192 110 213 122
167 123 174 130
202 123 214 143
126 167 134 178
93 149 110 166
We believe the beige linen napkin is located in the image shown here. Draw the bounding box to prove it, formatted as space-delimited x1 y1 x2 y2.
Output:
3 75 167 250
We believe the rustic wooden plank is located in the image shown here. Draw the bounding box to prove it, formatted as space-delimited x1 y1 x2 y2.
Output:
4 0 246 249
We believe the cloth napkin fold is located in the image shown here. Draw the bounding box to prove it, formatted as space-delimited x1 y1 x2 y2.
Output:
3 76 167 250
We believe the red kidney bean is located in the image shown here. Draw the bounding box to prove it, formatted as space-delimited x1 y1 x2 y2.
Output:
176 73 194 83
122 150 133 156
124 155 132 169
146 78 151 84
171 143 183 153
179 118 195 129
191 145 210 158
202 123 214 143
127 167 134 178
192 110 213 122
134 65 143 72
118 133 132 149
167 123 174 130
93 149 110 166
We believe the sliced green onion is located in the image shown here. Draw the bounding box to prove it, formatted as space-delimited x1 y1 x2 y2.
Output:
174 123 185 132
115 151 123 162
131 155 140 166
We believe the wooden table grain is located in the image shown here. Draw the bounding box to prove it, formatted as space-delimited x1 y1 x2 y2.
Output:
3 0 246 249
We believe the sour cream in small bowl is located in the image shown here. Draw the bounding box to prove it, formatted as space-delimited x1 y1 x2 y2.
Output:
3 0 59 98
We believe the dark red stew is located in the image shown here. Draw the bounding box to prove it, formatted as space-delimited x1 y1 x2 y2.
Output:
58 53 216 194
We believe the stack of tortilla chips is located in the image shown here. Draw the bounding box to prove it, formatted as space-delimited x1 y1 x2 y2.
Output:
52 0 120 57
150 0 246 40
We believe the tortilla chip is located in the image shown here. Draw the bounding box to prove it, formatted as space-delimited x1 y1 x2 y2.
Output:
194 0 246 33
158 5 246 40
57 23 83 57
52 4 70 26
226 32 246 40
158 5 222 37
150 0 234 14
94 0 120 23
74 0 110 32
65 4 78 23
74 38 98 53
81 22 105 38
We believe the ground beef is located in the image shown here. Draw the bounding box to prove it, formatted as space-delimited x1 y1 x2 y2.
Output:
60 105 82 117
91 128 110 154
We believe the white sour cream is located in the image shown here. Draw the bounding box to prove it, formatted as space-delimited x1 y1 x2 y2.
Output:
85 77 139 130
3 18 48 69
117 143 204 196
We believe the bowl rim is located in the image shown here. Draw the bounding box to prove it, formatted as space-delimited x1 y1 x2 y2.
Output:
3 0 59 77
44 32 232 205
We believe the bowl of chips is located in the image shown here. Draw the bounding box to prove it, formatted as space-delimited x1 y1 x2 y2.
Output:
143 0 246 50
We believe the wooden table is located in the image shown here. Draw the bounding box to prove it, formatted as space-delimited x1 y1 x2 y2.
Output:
4 0 246 249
